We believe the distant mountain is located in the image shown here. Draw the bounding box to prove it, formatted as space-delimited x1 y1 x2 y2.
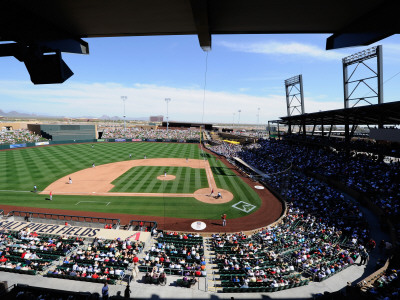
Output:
0 109 52 118
0 109 149 121
99 115 149 121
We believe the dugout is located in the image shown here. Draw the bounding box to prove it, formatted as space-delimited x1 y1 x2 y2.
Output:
28 124 97 141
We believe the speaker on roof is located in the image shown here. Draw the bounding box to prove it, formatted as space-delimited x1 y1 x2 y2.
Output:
23 51 73 84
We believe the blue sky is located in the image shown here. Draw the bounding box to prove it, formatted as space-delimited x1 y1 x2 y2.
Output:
0 34 400 124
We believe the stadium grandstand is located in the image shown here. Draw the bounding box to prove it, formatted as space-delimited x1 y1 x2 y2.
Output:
2 1 400 300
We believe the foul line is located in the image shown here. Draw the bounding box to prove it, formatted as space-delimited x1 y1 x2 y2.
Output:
54 192 195 197
0 189 36 193
75 201 111 206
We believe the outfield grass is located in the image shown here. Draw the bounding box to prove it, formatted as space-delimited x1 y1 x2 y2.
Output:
110 166 208 193
0 142 262 219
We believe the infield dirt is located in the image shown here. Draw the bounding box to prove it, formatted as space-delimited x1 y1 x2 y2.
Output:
41 158 233 204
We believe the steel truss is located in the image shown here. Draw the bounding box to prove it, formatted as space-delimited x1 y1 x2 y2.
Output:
343 45 383 109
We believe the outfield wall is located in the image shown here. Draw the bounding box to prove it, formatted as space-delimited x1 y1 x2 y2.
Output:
0 138 200 150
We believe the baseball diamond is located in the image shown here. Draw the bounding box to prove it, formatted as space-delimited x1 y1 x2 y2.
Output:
0 142 283 232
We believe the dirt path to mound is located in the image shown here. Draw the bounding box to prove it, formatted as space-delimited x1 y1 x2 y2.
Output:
41 158 232 204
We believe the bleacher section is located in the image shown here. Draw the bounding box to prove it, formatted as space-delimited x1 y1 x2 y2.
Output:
139 232 206 277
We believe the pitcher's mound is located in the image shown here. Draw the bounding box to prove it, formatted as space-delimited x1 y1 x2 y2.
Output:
193 188 233 204
157 175 176 181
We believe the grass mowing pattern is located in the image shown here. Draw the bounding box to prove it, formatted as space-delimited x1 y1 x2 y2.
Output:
0 142 262 219
110 166 208 194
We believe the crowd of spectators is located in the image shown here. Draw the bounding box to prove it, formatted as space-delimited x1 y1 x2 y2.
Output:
140 232 207 279
206 141 243 158
49 237 144 284
0 129 47 145
227 130 265 138
210 197 364 292
364 268 400 299
100 126 200 141
0 227 81 275
203 137 382 292
286 134 400 159
238 138 400 219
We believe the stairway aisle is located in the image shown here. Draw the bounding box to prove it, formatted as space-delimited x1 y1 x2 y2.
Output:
204 237 220 292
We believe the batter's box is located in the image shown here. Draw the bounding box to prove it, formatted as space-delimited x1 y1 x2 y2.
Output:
232 201 256 213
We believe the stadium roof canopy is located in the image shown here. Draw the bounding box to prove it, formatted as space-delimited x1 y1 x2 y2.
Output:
0 0 399 83
278 101 400 126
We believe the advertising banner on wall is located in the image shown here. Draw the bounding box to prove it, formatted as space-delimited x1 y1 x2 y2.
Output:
131 139 141 142
10 143 27 148
115 139 126 142
0 220 150 241
35 141 50 146
97 139 105 142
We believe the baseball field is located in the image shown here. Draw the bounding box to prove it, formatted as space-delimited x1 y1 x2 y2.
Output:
0 142 270 226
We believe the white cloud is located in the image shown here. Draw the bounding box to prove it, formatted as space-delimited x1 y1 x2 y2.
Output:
0 80 343 124
382 43 400 52
218 41 344 61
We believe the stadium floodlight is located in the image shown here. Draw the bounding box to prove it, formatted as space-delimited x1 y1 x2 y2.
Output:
165 98 171 132
342 45 383 108
121 96 127 133
284 74 305 118
342 46 378 66
238 109 241 125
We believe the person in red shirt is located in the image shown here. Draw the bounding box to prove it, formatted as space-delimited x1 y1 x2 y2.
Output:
92 273 99 279
0 256 7 262
133 256 139 264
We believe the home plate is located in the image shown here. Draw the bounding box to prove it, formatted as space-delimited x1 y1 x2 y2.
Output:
254 185 264 189
191 221 206 231
92 192 96 194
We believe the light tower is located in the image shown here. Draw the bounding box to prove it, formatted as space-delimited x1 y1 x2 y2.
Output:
165 98 171 132
238 109 241 126
121 96 127 133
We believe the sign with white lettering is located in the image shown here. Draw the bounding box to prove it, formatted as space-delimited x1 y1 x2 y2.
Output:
0 220 149 241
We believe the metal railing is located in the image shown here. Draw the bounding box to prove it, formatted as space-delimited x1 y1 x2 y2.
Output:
7 210 120 226
128 220 157 235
